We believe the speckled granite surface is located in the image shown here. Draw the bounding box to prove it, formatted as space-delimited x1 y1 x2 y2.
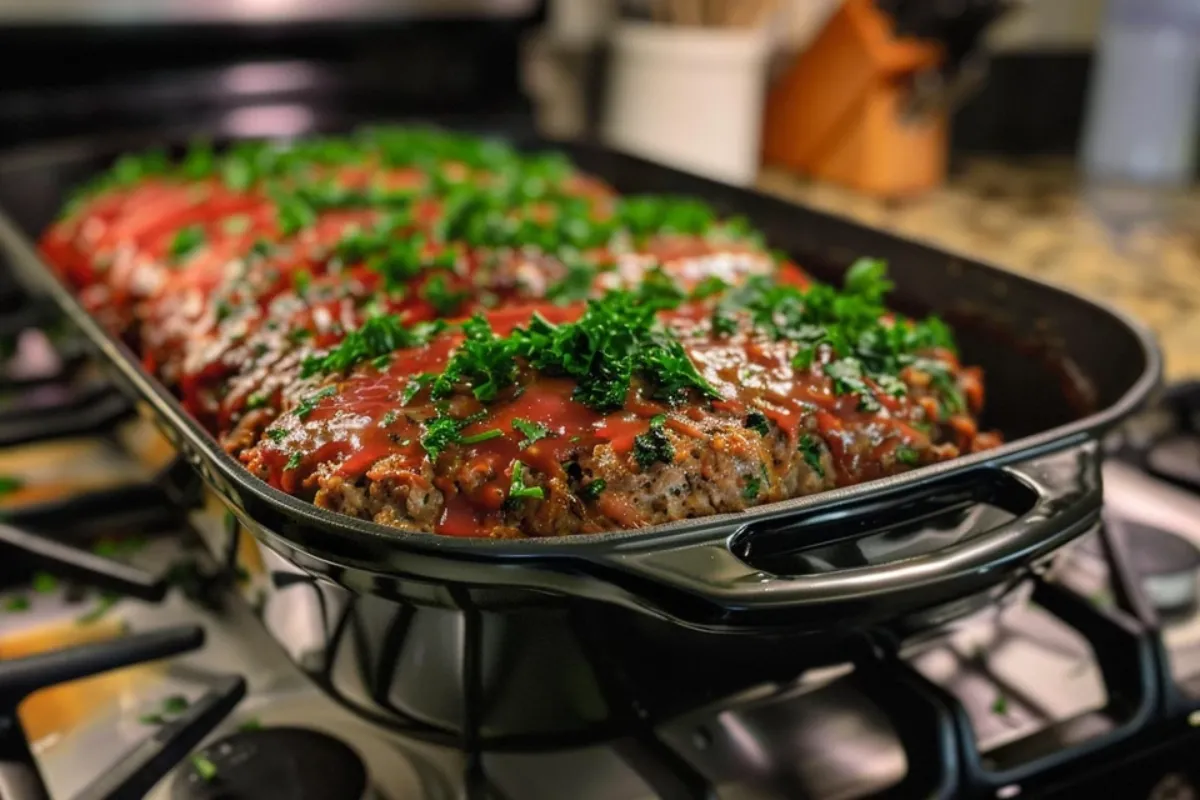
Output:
758 160 1200 381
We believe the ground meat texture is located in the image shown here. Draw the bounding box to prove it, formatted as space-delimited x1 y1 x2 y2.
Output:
236 306 987 537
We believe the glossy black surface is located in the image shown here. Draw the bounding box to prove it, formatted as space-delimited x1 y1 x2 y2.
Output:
0 132 1160 637
171 728 368 800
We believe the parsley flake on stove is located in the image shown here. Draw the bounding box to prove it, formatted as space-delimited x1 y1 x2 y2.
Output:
76 592 120 625
32 572 57 594
744 410 770 437
512 418 550 449
162 695 190 715
168 225 206 262
294 385 337 419
633 415 674 470
799 434 825 478
507 461 545 501
4 595 30 612
190 754 219 782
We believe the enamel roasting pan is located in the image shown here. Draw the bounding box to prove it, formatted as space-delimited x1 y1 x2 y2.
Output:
0 131 1161 633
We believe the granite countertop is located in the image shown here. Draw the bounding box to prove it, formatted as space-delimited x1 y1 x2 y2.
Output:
758 160 1200 381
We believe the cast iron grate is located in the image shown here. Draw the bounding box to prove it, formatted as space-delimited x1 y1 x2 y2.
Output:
0 290 246 800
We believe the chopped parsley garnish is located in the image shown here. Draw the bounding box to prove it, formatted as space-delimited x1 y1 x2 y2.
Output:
301 316 446 378
512 418 550 449
221 214 252 235
713 262 960 416
284 452 303 471
294 385 337 420
273 190 317 237
221 153 255 192
507 461 545 501
633 415 674 470
380 410 399 427
0 475 23 496
742 475 762 501
168 225 206 262
460 428 504 445
433 290 717 412
894 445 920 466
710 310 738 337
400 374 431 406
580 479 607 500
420 414 467 461
421 275 469 316
266 428 287 443
287 327 313 343
546 261 598 304
293 269 312 297
799 434 825 478
690 276 728 300
744 410 770 436
991 693 1009 716
245 392 267 410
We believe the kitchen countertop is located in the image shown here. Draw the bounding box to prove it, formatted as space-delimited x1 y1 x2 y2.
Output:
758 160 1200 381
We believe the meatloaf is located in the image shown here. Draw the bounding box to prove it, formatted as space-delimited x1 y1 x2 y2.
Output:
39 127 1000 538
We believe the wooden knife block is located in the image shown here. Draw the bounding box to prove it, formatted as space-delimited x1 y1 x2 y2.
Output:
762 0 946 198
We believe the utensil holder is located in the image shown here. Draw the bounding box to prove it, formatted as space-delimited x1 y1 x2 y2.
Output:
602 21 771 186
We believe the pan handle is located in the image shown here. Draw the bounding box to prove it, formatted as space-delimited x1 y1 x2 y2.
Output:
595 440 1102 628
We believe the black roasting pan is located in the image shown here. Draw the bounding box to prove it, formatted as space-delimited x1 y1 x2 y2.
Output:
0 131 1162 633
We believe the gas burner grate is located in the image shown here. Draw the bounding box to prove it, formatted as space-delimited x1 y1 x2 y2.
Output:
0 627 246 800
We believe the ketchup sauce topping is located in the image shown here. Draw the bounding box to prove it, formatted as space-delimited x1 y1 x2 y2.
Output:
39 128 996 538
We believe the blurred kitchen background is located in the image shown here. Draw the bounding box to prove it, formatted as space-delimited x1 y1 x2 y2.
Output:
0 0 1194 376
